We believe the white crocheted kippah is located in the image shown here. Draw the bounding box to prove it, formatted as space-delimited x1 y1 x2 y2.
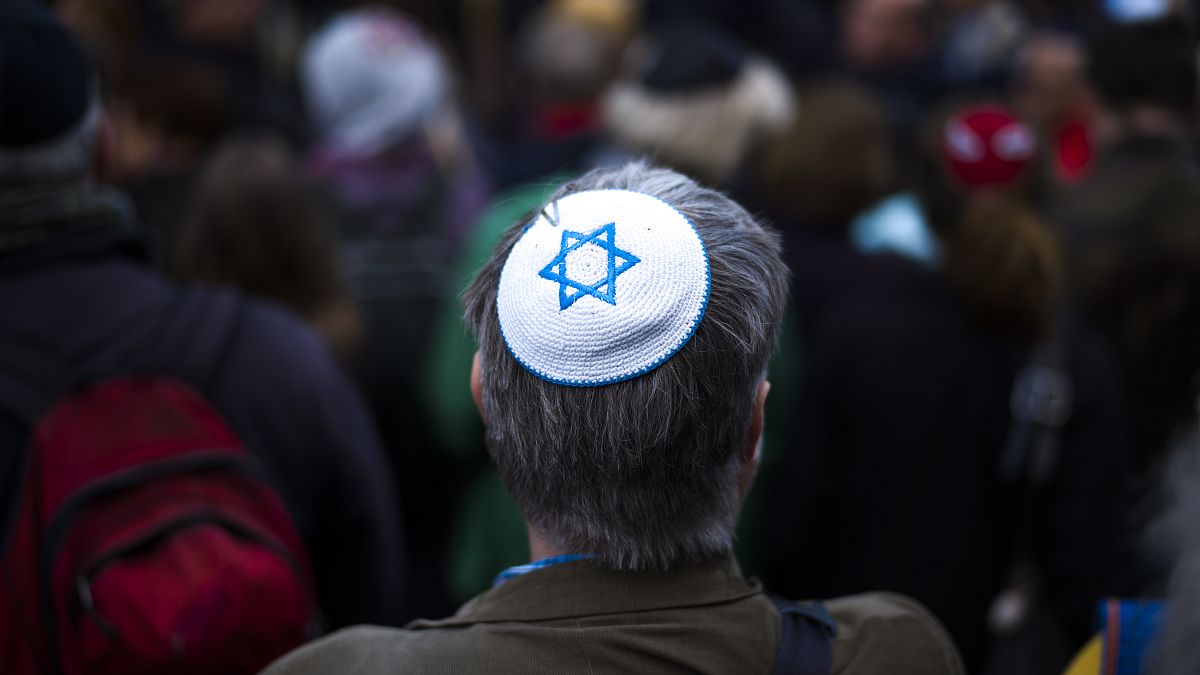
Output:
496 189 710 387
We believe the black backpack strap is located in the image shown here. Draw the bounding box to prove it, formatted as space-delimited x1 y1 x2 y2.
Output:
988 313 1075 638
142 287 245 396
0 330 73 560
998 315 1074 486
770 594 837 675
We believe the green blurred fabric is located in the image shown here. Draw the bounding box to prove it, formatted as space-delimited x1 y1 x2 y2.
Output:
425 178 568 601
734 310 802 579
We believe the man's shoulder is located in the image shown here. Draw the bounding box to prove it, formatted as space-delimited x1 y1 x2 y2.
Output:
219 289 323 354
824 592 965 675
260 625 473 675
263 592 967 675
260 626 408 674
202 289 341 391
0 260 328 392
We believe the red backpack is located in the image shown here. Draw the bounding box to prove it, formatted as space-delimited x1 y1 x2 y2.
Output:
0 292 320 675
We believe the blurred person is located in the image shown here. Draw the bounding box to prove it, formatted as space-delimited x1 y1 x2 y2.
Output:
1054 15 1200 474
170 0 266 48
1062 422 1200 675
168 135 362 363
763 102 1133 674
54 0 142 79
643 0 839 79
55 0 305 248
263 161 965 675
735 80 915 579
302 5 483 250
836 0 941 136
1012 32 1097 186
134 0 311 146
749 80 905 336
104 53 234 253
464 0 635 188
937 0 1026 89
0 4 404 667
301 4 489 620
1015 0 1106 28
841 0 931 70
603 19 794 187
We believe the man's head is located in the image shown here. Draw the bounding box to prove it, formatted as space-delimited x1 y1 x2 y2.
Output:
753 80 892 230
0 0 99 187
839 0 932 71
464 162 787 571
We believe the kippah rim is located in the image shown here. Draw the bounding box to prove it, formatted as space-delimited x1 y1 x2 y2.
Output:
496 188 711 388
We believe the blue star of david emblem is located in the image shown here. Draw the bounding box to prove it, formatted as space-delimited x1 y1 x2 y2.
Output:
538 222 641 310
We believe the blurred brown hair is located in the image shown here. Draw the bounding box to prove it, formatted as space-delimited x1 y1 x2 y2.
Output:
941 195 1063 340
55 0 142 81
914 101 1063 342
169 136 361 361
753 80 892 230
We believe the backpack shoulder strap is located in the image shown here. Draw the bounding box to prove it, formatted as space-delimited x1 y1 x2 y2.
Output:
770 594 837 675
999 313 1075 485
146 287 245 396
0 331 70 557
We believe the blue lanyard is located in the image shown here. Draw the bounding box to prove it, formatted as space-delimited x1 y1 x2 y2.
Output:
493 554 594 586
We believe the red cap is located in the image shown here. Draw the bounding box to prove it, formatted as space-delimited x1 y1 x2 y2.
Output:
941 105 1036 188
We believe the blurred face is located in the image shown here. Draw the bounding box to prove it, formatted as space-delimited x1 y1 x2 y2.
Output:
840 0 931 70
99 100 164 184
175 0 267 47
1014 34 1090 128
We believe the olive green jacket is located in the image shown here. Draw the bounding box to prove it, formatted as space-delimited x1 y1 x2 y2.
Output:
262 553 964 674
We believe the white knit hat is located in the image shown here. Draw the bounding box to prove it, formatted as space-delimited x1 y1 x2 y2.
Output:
301 8 447 155
497 189 710 386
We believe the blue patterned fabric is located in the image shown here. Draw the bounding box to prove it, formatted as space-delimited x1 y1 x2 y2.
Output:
1097 598 1164 675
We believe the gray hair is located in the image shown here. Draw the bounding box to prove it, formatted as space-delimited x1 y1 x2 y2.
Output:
0 95 101 186
463 161 788 571
1147 427 1200 674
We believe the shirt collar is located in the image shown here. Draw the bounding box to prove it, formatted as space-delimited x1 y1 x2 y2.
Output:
493 554 595 586
412 550 761 628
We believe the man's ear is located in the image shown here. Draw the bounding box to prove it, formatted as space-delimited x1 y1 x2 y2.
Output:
471 351 485 424
737 380 770 498
744 380 770 463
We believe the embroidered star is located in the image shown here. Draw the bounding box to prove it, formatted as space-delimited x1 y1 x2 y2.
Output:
538 222 641 310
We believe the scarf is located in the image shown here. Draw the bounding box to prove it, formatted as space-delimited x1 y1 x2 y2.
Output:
0 184 138 255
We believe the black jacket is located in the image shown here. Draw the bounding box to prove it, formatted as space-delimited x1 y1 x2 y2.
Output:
763 265 1133 672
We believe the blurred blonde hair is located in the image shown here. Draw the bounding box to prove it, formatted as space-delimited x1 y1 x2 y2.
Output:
603 59 795 184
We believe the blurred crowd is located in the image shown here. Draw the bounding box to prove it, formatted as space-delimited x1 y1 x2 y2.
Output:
17 0 1200 672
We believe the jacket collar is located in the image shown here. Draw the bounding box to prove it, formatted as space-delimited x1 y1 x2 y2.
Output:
412 551 762 627
0 186 148 275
